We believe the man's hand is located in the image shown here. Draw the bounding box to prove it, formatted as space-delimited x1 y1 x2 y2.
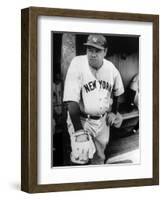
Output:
113 112 123 128
106 112 116 126
106 112 123 128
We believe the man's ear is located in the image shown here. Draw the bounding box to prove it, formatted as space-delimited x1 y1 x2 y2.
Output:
104 48 108 56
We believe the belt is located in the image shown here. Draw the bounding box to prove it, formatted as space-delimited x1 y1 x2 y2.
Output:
80 112 105 120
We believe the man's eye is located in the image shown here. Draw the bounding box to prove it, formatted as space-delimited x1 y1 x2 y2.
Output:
88 48 92 52
88 48 99 53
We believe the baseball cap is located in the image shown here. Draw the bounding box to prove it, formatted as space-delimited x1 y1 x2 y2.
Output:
84 34 107 50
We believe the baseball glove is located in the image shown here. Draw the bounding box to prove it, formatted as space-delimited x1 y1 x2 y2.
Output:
70 130 96 164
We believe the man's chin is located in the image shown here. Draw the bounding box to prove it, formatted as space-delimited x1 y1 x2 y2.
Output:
89 62 100 70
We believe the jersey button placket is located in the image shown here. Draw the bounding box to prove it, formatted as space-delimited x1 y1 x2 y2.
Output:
99 98 103 113
99 98 102 113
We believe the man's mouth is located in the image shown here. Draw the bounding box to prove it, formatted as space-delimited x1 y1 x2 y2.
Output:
89 58 97 63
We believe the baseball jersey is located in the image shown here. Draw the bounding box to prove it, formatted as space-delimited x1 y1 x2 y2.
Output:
63 55 124 116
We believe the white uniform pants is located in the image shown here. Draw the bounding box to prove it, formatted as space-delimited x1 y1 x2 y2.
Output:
67 113 110 164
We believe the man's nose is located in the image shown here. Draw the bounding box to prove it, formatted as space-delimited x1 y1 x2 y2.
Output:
91 51 97 57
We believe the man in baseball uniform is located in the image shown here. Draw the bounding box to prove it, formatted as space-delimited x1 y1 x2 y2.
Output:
63 34 124 165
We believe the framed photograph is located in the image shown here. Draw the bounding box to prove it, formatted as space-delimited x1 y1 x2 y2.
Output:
21 7 159 193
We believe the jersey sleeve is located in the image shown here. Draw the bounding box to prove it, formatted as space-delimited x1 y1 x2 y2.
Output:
112 69 124 97
130 74 139 91
63 57 82 103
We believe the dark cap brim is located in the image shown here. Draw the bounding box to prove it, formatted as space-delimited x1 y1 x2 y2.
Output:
84 42 104 50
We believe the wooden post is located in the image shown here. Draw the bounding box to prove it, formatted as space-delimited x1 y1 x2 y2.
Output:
61 33 76 82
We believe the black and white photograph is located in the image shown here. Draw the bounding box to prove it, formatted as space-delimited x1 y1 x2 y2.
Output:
52 32 139 167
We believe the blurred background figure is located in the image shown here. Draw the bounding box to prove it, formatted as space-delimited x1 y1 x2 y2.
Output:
52 73 62 133
127 74 139 134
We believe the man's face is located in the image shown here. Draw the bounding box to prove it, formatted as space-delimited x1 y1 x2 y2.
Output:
87 46 107 70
